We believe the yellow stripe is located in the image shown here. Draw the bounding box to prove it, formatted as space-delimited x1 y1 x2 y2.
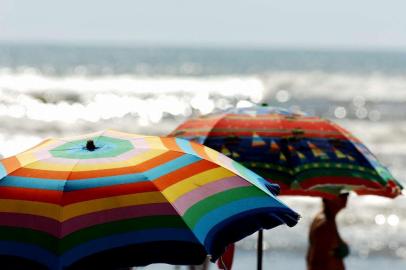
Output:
62 192 166 221
0 199 60 220
15 152 38 167
24 149 167 171
0 192 166 221
162 167 235 203
203 147 219 163
203 146 247 183
145 137 168 150
15 139 61 166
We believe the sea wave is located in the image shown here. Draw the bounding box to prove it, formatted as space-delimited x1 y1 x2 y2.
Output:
0 69 405 259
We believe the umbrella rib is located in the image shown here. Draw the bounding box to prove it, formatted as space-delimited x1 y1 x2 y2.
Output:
171 113 228 140
125 137 278 198
203 113 232 139
58 159 82 237
327 120 397 186
146 172 210 254
0 155 63 181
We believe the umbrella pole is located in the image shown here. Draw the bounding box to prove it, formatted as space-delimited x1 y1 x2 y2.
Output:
257 229 263 270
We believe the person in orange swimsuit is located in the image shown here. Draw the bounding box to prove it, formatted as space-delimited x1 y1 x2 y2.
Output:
306 193 350 270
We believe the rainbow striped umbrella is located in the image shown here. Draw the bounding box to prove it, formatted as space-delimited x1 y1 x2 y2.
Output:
170 105 403 199
0 130 299 270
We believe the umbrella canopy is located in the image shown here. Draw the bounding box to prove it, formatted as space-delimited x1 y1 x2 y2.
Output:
170 105 403 199
0 129 299 270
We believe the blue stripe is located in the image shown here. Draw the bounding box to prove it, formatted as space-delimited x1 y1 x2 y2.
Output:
144 154 200 179
191 197 288 242
64 173 147 191
0 155 201 191
61 228 198 267
232 161 275 196
0 176 67 190
175 138 198 156
0 241 58 269
0 163 7 179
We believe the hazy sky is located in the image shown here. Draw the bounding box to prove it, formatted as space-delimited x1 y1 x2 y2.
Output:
1 0 405 48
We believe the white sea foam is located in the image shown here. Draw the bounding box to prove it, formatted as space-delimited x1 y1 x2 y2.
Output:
0 68 405 258
263 71 406 102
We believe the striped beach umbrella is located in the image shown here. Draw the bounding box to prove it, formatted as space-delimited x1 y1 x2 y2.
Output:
170 105 403 199
0 130 299 270
170 105 403 270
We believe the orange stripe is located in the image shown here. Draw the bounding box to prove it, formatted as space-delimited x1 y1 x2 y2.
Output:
161 137 183 152
190 142 210 161
69 151 184 180
10 168 71 179
0 186 61 204
1 156 21 174
62 181 157 205
153 160 218 190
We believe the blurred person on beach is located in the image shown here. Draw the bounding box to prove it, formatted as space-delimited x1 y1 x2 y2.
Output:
306 193 350 270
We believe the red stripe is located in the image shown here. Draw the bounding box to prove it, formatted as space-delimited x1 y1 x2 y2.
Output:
0 181 157 205
153 160 218 190
177 131 353 140
62 181 156 205
175 116 359 142
0 186 62 204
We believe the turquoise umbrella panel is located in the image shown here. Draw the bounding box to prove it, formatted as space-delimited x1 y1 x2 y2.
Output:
50 136 134 159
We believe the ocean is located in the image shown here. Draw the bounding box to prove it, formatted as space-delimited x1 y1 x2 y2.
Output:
0 43 405 269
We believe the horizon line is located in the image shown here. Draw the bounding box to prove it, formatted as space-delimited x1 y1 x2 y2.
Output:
1 39 406 53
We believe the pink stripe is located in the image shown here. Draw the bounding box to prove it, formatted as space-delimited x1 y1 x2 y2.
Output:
0 212 60 237
33 140 66 160
173 176 250 215
33 150 52 160
0 203 178 238
60 203 177 237
72 148 149 164
218 154 234 168
130 138 149 148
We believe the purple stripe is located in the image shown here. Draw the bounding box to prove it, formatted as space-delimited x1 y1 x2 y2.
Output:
173 176 250 215
0 213 60 237
0 203 178 238
61 203 177 237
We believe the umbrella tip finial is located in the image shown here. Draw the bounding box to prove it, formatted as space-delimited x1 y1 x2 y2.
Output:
86 140 96 151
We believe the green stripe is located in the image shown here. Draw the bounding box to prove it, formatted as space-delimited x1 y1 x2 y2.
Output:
0 216 186 254
0 226 57 254
60 215 185 253
293 162 379 176
51 136 134 159
183 186 267 228
243 161 387 186
295 167 384 185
